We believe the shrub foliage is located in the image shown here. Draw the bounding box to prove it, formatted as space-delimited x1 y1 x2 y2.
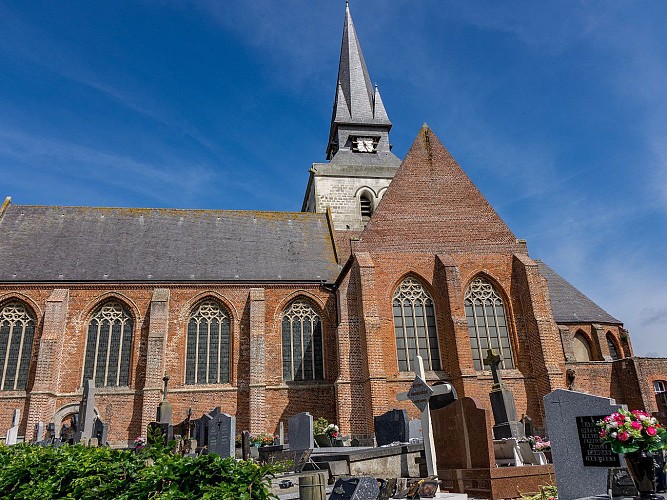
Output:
0 444 279 499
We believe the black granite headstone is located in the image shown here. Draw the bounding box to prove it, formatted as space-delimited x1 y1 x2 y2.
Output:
329 477 380 500
374 409 409 446
607 468 638 498
575 415 620 467
429 383 458 411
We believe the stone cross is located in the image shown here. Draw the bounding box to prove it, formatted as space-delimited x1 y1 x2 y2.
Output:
397 354 454 477
162 374 170 400
483 349 502 385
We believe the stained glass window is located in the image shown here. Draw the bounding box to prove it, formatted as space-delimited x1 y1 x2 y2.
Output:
393 277 441 372
83 301 133 387
185 300 231 385
464 277 514 370
0 301 35 391
282 300 324 381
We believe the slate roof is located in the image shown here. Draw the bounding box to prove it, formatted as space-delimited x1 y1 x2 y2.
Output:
0 204 340 283
537 260 621 324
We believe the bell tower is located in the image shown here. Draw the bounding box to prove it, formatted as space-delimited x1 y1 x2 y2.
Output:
302 2 400 231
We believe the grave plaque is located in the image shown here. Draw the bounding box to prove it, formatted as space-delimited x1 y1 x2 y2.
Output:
576 415 620 467
329 477 380 500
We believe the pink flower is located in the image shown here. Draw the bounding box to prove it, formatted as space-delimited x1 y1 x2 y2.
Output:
631 421 642 430
600 430 607 438
617 431 630 442
646 427 657 437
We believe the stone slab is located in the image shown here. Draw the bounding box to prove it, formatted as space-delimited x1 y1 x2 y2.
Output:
287 412 313 451
544 389 625 500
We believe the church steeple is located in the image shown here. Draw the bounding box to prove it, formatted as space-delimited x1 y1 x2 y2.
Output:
326 3 395 162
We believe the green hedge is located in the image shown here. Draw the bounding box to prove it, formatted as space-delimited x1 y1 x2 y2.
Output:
0 444 279 499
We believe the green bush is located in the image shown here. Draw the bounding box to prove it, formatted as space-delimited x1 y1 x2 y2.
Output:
0 443 279 499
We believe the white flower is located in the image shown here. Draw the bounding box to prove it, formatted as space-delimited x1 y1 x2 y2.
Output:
611 432 618 438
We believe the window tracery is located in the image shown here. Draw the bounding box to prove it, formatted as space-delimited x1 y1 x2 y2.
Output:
392 277 441 372
185 300 231 385
83 301 133 387
464 277 514 370
282 300 324 381
0 301 35 391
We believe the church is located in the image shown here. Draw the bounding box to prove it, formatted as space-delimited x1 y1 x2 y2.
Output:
1 4 665 446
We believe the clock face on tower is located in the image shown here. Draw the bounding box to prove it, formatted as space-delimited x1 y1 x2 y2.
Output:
355 137 375 153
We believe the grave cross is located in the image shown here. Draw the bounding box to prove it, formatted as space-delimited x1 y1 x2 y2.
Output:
397 354 453 477
483 349 502 385
162 374 170 401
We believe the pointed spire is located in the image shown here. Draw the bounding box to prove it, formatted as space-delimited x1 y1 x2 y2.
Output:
327 3 392 160
373 84 389 122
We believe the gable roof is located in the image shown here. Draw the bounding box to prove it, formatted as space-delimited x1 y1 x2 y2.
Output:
537 260 621 324
359 124 523 254
0 204 340 283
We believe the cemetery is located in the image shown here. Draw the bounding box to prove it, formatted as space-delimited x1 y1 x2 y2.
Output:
2 353 665 499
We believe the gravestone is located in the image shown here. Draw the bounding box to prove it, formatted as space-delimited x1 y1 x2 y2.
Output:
484 349 523 439
46 422 56 443
157 374 172 425
207 412 235 458
429 382 459 411
93 418 109 446
408 419 422 441
288 412 314 451
374 409 409 445
241 430 251 460
544 389 625 500
5 409 20 445
329 477 380 500
74 379 96 443
607 468 638 498
194 407 221 448
432 397 494 470
521 414 534 437
34 421 45 443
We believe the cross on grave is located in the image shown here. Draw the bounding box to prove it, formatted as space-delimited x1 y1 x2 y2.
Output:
397 354 454 477
483 349 502 386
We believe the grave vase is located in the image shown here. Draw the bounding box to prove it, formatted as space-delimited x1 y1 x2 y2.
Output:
624 451 664 500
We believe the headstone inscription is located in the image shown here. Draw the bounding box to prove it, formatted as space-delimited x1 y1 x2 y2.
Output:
397 354 455 477
288 412 314 451
5 409 20 445
544 389 626 500
484 349 523 439
374 409 409 446
74 379 96 443
576 415 620 467
207 412 235 458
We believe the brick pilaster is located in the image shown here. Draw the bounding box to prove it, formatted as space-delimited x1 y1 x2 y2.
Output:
592 324 612 361
248 288 266 433
141 288 169 431
27 289 69 433
558 326 577 362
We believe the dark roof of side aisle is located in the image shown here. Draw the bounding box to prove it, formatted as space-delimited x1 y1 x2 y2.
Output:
537 260 621 324
0 204 340 283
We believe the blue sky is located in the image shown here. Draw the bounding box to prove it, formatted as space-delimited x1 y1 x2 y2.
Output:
1 1 665 356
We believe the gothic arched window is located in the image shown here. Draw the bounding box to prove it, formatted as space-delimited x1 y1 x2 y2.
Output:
573 331 593 362
392 277 441 372
282 300 324 381
606 333 620 360
185 300 231 385
83 301 133 387
464 277 514 370
0 301 36 391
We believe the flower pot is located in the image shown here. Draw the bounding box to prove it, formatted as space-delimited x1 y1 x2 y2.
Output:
624 451 665 500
